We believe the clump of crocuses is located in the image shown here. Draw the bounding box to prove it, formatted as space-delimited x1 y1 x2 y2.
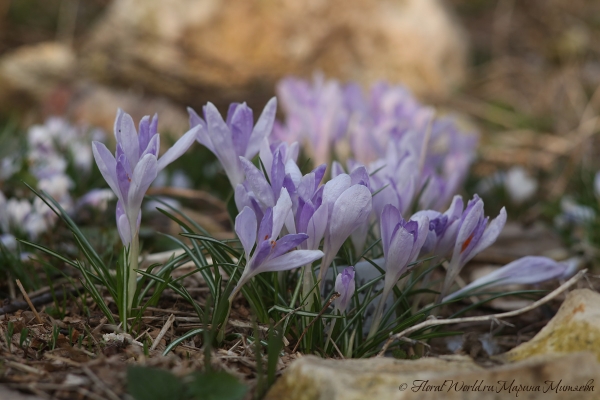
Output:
84 78 579 350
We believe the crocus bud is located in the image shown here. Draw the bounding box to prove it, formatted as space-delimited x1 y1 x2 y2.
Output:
334 267 355 313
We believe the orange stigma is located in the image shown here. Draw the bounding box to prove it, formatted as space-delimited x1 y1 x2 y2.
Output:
461 232 475 253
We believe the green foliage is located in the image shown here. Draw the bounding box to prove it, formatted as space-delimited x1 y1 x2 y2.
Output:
127 366 247 400
19 186 191 333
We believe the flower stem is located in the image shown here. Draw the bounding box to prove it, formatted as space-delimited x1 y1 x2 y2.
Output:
127 233 139 312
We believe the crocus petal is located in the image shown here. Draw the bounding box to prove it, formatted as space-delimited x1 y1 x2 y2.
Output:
248 240 273 272
189 108 214 152
270 151 285 198
240 157 275 207
115 111 140 167
188 107 205 128
230 103 253 158
470 207 507 259
235 207 257 260
258 208 274 242
409 214 430 262
322 174 351 211
321 185 372 281
127 153 158 221
138 115 151 153
271 188 292 239
246 97 277 159
204 102 244 186
444 256 568 301
334 267 356 313
451 199 484 261
349 165 370 189
116 155 132 200
331 161 345 178
306 204 328 249
285 159 302 187
256 249 324 274
92 142 120 199
139 134 160 162
157 125 199 173
380 204 401 258
271 233 309 258
446 195 464 220
116 201 132 245
384 227 414 280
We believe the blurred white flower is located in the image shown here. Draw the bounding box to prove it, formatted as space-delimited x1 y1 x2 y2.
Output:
6 198 32 227
1 156 20 180
23 211 49 239
38 174 73 201
0 233 17 251
70 141 93 172
171 170 192 189
554 196 595 228
76 189 116 212
504 166 537 204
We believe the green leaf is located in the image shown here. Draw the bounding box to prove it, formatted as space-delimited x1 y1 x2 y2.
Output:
127 366 186 400
187 371 247 400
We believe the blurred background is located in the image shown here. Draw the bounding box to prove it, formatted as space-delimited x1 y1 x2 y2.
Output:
2 0 600 263
1 0 600 171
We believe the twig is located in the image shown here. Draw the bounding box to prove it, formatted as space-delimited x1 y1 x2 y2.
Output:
377 269 587 357
330 338 345 359
146 186 226 209
5 360 45 375
292 293 340 353
150 314 176 351
15 280 43 325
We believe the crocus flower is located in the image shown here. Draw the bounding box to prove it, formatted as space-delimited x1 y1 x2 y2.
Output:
368 204 429 338
189 98 277 187
230 188 324 300
440 195 507 300
334 267 355 313
275 75 349 166
92 110 198 246
443 256 574 302
412 195 463 260
92 110 198 309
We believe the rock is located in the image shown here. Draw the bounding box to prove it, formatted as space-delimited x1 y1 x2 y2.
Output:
0 42 188 136
502 288 600 362
81 0 468 108
265 352 600 399
0 42 76 96
0 42 189 135
265 354 482 400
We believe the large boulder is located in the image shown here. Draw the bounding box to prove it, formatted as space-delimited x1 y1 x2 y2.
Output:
81 0 468 108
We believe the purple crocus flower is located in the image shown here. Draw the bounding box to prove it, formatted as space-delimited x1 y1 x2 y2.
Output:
275 75 349 166
368 204 429 338
412 195 464 259
443 256 574 302
440 195 507 299
334 267 355 313
230 188 324 300
92 110 199 246
189 98 277 187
